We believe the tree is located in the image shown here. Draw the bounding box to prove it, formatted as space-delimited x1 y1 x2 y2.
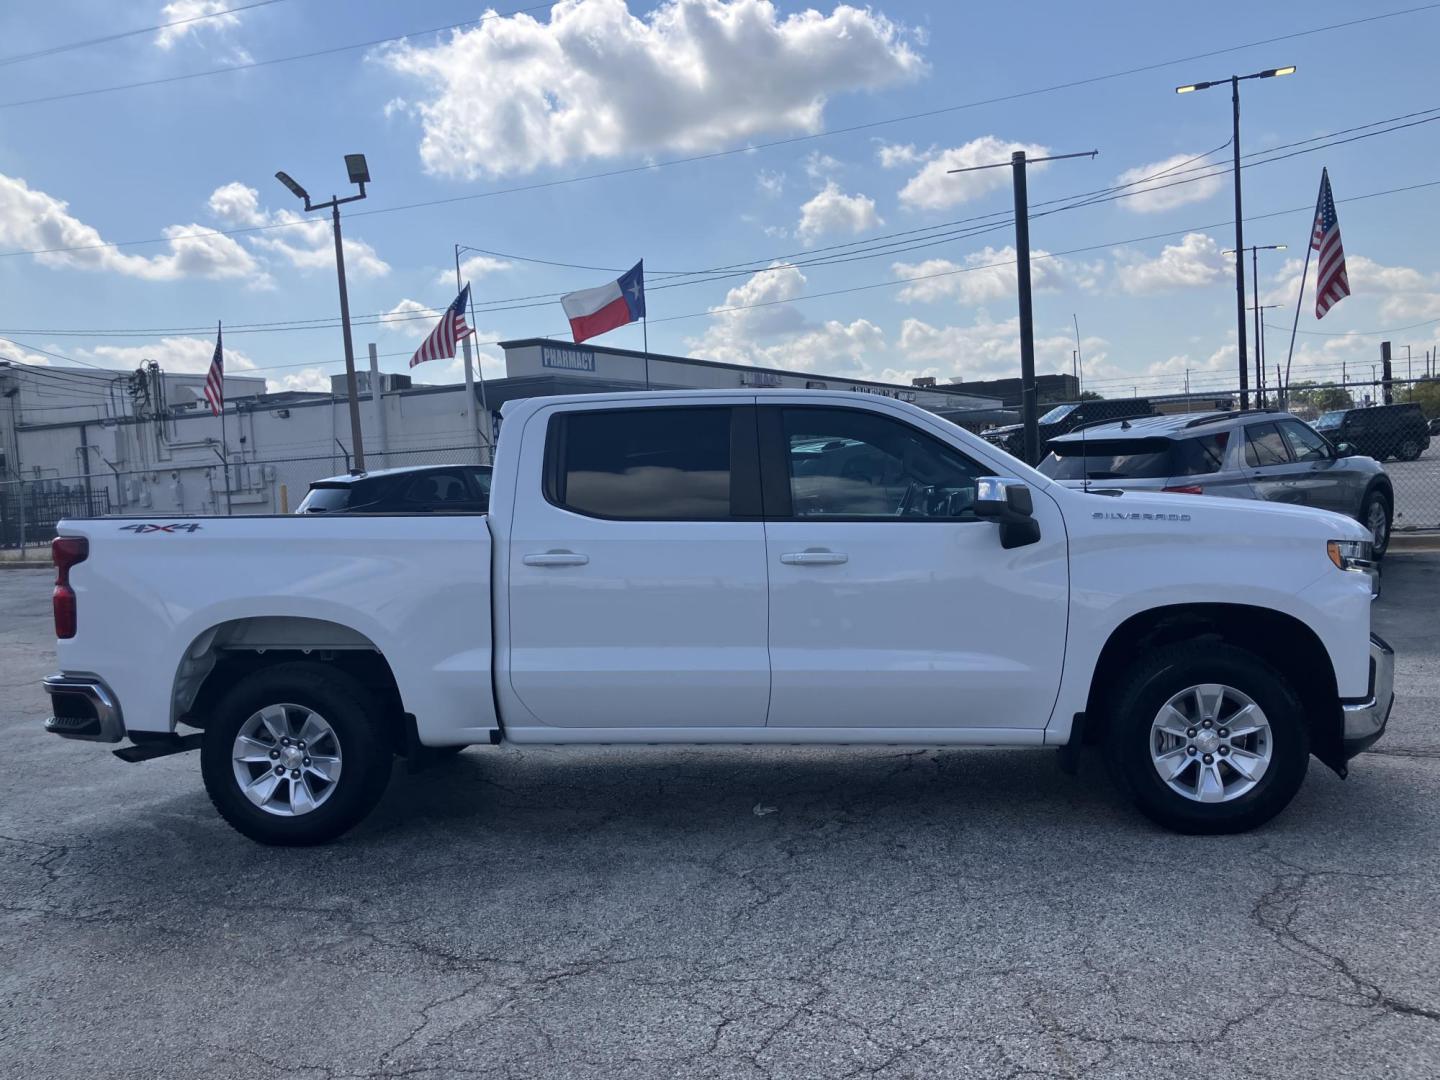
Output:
1398 379 1440 419
1078 390 1103 400
1286 381 1353 413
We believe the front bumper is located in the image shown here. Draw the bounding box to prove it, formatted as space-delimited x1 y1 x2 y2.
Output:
42 674 126 743
1341 634 1394 759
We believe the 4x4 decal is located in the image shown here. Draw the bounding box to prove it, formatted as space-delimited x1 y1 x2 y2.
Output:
119 523 203 533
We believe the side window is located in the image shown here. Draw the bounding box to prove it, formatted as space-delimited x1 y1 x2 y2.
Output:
401 470 475 507
548 407 732 520
1244 422 1292 468
1278 420 1331 463
1172 432 1230 476
778 407 982 519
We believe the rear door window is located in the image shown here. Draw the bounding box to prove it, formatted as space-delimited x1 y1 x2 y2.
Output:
399 470 482 510
546 406 736 520
1244 422 1292 467
1171 432 1230 476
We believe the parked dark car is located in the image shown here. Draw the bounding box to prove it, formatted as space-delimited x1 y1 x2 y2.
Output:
982 398 1156 458
1037 410 1396 557
296 464 491 514
1312 403 1429 462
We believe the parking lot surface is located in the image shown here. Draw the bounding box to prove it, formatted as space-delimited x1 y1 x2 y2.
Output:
2 559 1438 1079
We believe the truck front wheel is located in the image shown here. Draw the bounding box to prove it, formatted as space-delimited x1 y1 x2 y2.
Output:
200 662 393 845
1104 644 1310 834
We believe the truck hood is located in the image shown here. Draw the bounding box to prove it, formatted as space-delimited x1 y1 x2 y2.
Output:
1059 486 1370 543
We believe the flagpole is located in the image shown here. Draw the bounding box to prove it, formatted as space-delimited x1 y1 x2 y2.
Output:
1283 172 1325 401
453 245 486 459
642 315 651 390
218 321 232 516
464 279 492 449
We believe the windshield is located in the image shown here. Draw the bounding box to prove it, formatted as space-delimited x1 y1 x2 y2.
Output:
1316 411 1346 427
1038 405 1075 424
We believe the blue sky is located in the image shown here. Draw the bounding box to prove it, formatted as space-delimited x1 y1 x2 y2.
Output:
2 0 1438 399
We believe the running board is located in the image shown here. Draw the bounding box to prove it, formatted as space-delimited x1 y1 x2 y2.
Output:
113 733 203 763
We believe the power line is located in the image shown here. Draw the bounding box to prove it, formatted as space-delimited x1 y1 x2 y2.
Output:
3 3 1438 263
0 0 290 67
1265 315 1440 336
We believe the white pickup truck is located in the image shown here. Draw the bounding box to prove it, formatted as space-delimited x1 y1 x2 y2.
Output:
43 389 1393 844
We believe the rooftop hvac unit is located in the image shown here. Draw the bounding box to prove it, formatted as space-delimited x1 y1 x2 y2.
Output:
332 371 412 396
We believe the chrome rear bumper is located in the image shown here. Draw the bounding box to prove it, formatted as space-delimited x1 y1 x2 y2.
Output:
1341 634 1394 758
42 675 126 743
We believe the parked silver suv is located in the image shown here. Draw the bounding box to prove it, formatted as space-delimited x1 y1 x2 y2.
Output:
1037 410 1395 556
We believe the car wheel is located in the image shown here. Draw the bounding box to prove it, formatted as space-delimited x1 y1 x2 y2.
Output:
1104 643 1309 834
1397 438 1422 462
200 662 392 845
1361 490 1392 559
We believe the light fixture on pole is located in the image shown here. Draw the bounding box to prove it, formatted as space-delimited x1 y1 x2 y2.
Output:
275 154 371 472
1176 65 1296 412
948 148 1098 465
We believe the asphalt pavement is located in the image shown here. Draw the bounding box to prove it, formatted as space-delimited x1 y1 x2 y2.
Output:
1 560 1438 1079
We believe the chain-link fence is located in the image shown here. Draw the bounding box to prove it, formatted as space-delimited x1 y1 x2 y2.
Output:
0 443 490 547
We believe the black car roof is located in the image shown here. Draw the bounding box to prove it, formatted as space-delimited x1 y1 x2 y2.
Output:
308 463 491 488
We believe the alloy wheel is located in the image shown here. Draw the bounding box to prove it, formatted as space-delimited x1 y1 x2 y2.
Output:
231 704 343 817
1149 683 1272 803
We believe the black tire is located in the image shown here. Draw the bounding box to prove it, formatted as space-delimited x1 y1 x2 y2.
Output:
200 662 393 846
1397 438 1422 462
1360 489 1392 560
1103 643 1309 835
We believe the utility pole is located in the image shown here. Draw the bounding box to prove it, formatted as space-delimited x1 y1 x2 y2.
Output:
275 155 371 471
949 148 1098 464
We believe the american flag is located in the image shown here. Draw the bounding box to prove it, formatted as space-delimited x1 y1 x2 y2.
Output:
1311 168 1350 319
409 284 472 368
204 323 224 417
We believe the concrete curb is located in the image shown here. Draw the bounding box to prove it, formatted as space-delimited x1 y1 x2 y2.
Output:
0 562 49 570
1390 533 1440 553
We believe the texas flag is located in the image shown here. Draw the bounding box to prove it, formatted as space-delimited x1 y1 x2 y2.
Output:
560 260 645 344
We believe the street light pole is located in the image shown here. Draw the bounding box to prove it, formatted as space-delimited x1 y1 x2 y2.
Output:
1226 244 1286 407
276 154 371 472
949 148 1098 465
1177 65 1295 411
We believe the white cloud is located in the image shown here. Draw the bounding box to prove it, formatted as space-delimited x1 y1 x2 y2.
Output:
0 172 265 284
1262 252 1440 318
1115 232 1227 294
155 1 241 49
436 254 511 287
898 315 1109 383
756 169 786 197
74 336 258 375
892 246 1073 304
796 182 880 243
379 0 924 178
267 367 332 393
897 136 1050 211
803 151 843 180
379 299 441 338
207 183 390 278
1112 153 1224 213
875 141 926 169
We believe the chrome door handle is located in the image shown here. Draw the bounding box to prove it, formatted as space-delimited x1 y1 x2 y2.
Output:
780 550 848 566
523 551 589 567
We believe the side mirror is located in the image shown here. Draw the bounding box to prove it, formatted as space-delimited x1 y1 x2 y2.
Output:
1336 441 1355 457
974 477 1041 549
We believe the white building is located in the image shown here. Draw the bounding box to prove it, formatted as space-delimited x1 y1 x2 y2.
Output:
0 341 1004 531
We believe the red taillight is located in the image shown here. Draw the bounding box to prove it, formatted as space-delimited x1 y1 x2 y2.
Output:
1162 485 1204 495
52 537 88 640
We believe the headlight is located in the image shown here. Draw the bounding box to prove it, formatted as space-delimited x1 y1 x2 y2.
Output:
1328 538 1374 571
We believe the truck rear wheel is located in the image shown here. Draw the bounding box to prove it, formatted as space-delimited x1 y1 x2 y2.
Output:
200 662 392 845
1104 644 1309 834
